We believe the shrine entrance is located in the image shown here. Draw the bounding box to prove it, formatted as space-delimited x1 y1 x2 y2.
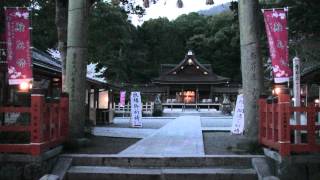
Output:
182 90 195 104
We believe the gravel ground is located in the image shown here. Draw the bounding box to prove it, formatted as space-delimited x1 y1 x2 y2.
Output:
64 136 140 154
201 117 232 128
203 132 263 155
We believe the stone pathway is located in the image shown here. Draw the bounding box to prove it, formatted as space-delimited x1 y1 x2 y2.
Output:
120 116 204 156
92 127 156 139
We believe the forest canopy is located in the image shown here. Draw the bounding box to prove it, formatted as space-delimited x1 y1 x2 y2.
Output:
1 0 319 84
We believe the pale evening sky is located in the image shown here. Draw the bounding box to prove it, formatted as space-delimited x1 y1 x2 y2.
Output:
129 0 233 26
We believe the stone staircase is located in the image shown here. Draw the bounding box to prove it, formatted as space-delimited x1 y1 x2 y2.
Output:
61 154 263 180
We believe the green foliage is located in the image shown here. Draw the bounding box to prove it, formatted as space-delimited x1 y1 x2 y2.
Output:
2 0 318 85
88 2 148 83
31 1 57 51
136 12 242 82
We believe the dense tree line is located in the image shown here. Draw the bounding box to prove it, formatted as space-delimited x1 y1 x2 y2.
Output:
1 0 319 84
90 3 241 84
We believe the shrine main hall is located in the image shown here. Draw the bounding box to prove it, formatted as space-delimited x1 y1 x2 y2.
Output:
152 50 240 105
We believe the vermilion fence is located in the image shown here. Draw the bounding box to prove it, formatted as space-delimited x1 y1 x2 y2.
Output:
0 93 68 156
259 95 320 156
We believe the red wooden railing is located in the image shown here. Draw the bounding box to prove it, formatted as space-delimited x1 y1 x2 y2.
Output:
259 94 320 156
0 93 68 156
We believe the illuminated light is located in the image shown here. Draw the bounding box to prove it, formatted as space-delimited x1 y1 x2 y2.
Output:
204 71 208 75
29 83 33 89
274 87 281 95
99 91 109 109
19 82 29 91
52 78 60 82
173 71 176 74
196 66 199 69
315 99 319 104
291 98 295 101
187 59 193 65
181 66 184 69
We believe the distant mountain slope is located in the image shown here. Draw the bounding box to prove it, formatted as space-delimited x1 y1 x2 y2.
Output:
198 2 231 16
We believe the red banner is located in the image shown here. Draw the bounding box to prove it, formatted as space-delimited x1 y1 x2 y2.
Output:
263 9 292 83
5 8 32 85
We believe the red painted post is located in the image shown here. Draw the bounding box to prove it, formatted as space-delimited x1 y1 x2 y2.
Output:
277 92 291 156
30 94 45 155
258 99 266 144
59 93 69 140
307 107 316 152
50 101 60 141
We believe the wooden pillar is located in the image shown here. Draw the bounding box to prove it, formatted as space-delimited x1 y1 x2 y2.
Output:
66 0 89 138
59 93 69 139
30 94 45 155
96 88 99 109
278 91 291 156
238 0 263 139
86 86 91 121
209 85 214 99
108 90 114 124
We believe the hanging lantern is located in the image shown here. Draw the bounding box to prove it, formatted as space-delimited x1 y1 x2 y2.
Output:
177 0 183 8
206 0 214 5
143 0 150 8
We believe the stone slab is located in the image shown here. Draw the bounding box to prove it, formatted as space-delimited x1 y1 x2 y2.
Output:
120 116 204 156
252 157 279 180
0 145 62 163
92 127 156 138
67 166 257 180
61 154 264 168
51 157 73 180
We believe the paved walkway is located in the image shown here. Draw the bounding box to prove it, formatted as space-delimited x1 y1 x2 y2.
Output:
92 127 156 139
120 116 204 156
92 116 232 138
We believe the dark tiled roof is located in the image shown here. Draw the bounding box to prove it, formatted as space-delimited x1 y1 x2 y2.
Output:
31 48 107 86
153 74 229 84
154 51 230 84
32 48 61 73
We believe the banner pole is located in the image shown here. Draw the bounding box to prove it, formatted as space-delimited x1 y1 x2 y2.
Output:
293 57 301 143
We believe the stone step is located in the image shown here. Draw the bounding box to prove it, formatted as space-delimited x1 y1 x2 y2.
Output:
67 166 258 180
61 154 264 168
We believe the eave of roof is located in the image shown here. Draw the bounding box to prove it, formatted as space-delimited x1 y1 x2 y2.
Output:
165 54 210 75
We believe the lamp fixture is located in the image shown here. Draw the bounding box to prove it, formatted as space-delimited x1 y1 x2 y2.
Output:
19 81 32 92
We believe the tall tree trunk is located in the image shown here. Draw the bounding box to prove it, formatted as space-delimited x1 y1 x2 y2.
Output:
66 0 89 138
238 0 263 140
55 0 68 92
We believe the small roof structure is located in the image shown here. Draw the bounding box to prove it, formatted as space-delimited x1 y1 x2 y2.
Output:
153 50 230 85
32 48 108 87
